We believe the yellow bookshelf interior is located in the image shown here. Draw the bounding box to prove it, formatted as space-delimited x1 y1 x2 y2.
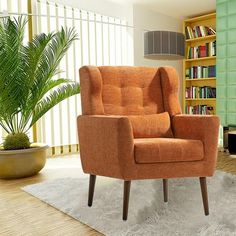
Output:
183 12 216 115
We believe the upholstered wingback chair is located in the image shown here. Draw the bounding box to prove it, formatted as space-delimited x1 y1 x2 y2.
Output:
77 66 220 220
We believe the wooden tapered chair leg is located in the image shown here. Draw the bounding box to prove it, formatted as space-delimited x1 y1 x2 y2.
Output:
123 181 131 221
163 179 168 202
88 174 96 207
199 177 209 215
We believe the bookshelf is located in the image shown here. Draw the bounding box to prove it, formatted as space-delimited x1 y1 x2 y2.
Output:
183 12 216 115
185 56 216 62
186 34 216 43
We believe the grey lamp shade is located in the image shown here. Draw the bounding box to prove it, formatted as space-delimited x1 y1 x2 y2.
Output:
144 31 185 60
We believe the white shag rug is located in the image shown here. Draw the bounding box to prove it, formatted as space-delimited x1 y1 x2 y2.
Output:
22 171 236 236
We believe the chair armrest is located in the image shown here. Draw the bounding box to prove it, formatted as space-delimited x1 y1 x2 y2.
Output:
172 114 220 141
77 115 134 179
172 114 220 171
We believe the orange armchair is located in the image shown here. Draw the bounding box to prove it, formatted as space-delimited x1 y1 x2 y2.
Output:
77 66 220 220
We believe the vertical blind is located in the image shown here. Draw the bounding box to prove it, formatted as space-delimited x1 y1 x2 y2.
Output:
0 0 134 156
0 0 33 145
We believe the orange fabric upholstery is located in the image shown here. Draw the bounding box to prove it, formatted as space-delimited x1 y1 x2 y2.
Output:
159 67 182 117
128 113 173 138
172 114 220 175
134 138 204 163
79 66 167 115
99 66 164 115
77 115 134 179
77 66 220 180
79 66 104 115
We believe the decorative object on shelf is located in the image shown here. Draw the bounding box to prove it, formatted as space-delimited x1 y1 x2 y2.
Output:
144 31 185 60
0 17 80 179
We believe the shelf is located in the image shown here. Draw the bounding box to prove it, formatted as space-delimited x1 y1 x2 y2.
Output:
185 98 216 101
185 56 216 62
186 35 216 43
185 113 215 115
185 78 216 81
184 12 216 23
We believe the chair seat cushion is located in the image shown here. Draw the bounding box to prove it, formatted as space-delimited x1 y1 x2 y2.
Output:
134 138 204 163
128 112 173 138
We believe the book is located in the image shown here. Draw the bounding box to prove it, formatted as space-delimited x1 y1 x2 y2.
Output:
187 41 216 59
186 69 190 79
186 65 216 79
208 27 216 35
208 65 216 77
185 86 216 99
185 27 190 39
185 105 214 115
199 45 206 57
185 25 216 39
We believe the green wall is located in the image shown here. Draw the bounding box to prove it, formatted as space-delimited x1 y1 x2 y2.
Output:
217 0 236 126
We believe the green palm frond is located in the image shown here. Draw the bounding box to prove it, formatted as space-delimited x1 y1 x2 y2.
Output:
28 27 78 109
22 32 54 86
30 84 80 127
0 17 29 117
41 78 73 97
31 28 77 89
0 17 79 135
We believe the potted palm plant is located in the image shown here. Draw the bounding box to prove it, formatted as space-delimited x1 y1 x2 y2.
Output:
0 17 80 179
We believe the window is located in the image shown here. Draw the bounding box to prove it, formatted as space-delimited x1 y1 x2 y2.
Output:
0 0 134 155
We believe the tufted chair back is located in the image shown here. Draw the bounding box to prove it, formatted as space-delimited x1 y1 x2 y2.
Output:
79 66 181 117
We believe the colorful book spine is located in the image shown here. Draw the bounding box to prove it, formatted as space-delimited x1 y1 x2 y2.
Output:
185 105 214 115
185 86 216 99
186 65 216 79
187 40 216 59
185 26 216 39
